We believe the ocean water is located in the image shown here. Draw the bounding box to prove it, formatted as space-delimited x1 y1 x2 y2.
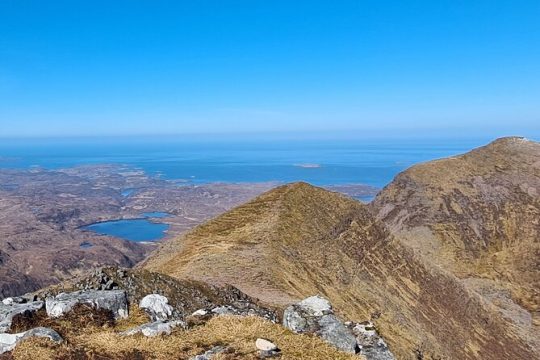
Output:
0 136 500 188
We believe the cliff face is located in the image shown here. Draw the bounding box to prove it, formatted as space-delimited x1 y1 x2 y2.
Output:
144 182 536 359
371 137 539 336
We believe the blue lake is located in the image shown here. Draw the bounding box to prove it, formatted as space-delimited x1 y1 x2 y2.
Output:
82 219 169 242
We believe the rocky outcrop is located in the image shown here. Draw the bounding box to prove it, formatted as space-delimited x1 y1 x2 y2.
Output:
283 296 358 354
0 300 44 333
120 320 185 337
139 294 174 321
0 327 62 354
51 267 279 323
45 290 128 319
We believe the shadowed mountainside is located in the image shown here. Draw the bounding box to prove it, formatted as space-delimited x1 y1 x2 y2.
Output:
143 181 536 359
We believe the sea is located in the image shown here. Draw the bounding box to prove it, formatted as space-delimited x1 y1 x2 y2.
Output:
0 135 520 188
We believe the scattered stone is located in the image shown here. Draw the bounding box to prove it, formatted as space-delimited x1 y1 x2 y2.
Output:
116 268 127 278
349 321 395 360
191 309 208 317
256 338 281 358
0 301 44 333
0 327 62 354
120 320 185 337
1 299 13 306
259 349 281 359
211 305 237 316
255 338 278 351
139 294 174 321
190 346 228 360
210 304 276 321
45 290 128 319
283 295 358 354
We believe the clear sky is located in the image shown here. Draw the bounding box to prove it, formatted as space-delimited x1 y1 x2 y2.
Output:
0 1 539 138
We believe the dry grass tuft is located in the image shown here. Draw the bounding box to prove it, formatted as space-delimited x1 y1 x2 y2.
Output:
114 305 149 331
12 315 361 360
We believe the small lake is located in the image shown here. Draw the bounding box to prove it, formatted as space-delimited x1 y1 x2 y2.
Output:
121 188 135 197
83 219 169 242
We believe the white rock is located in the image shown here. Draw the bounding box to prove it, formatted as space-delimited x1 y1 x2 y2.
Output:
297 295 332 316
256 338 278 351
1 298 13 306
139 294 174 321
0 301 44 333
191 309 209 316
45 290 128 319
0 327 62 354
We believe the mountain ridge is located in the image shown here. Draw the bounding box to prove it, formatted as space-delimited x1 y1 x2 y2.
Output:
144 176 536 359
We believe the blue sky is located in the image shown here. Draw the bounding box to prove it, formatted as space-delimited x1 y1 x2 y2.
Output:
0 1 539 138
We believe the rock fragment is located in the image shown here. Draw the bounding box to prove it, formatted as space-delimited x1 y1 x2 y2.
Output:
350 321 395 360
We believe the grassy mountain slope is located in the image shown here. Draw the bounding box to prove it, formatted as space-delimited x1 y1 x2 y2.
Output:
371 137 540 346
144 182 536 359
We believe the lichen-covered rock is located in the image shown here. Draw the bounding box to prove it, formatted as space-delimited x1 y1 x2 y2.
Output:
45 290 128 319
0 327 62 354
119 320 185 337
283 296 357 354
210 305 276 322
0 300 44 333
189 346 228 360
350 322 395 360
139 294 174 321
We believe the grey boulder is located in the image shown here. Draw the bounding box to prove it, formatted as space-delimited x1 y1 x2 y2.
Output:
119 320 185 337
189 346 227 360
0 301 44 333
139 294 174 321
0 327 62 354
283 295 358 354
45 290 128 319
350 322 395 360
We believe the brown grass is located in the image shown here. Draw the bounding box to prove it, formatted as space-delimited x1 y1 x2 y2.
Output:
11 304 116 334
142 182 538 359
12 315 361 360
